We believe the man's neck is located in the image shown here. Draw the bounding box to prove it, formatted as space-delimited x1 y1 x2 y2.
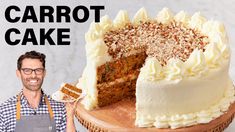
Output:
22 88 42 109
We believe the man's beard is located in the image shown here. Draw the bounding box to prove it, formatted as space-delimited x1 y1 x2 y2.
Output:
22 77 44 91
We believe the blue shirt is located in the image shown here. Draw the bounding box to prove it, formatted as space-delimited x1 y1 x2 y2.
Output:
0 91 67 132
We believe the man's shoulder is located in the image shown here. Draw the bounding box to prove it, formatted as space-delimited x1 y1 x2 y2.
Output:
0 95 17 113
0 95 17 107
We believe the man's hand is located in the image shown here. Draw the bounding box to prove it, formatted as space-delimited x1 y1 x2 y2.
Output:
65 101 77 118
65 101 77 132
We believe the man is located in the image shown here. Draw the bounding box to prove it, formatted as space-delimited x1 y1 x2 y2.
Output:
0 51 76 132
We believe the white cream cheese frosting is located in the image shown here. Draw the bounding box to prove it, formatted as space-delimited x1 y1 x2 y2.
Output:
79 7 234 129
204 42 222 68
183 49 207 77
133 7 149 25
136 56 233 127
174 11 190 24
99 15 113 33
140 57 164 81
135 8 233 129
188 12 206 30
156 7 174 24
136 78 234 129
165 58 183 81
114 10 130 28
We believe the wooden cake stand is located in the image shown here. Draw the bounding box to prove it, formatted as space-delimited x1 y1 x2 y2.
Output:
75 98 235 132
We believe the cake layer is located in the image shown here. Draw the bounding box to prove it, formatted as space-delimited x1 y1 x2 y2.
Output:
61 88 80 99
97 52 146 84
97 72 138 107
64 83 82 93
61 83 81 99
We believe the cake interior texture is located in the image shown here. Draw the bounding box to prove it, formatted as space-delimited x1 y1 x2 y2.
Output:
61 83 82 99
96 52 146 107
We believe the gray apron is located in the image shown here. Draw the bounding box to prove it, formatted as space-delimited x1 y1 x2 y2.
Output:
15 93 56 132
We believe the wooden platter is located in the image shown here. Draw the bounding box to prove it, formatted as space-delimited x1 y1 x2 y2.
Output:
75 98 235 132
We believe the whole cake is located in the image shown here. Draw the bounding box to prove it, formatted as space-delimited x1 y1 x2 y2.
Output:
77 7 235 129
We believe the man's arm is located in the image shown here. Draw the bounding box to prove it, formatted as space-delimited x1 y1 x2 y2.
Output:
66 102 76 132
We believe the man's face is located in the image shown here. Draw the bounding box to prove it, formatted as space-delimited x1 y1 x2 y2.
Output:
16 58 46 91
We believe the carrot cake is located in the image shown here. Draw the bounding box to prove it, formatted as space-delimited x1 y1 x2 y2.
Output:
77 7 235 129
60 83 81 99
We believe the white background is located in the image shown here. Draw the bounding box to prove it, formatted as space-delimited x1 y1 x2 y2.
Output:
0 0 235 131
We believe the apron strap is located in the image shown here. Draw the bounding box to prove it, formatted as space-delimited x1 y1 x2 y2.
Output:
44 95 54 120
16 93 54 120
16 93 21 120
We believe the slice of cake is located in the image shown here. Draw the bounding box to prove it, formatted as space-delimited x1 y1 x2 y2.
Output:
60 83 82 100
52 83 82 102
77 7 235 129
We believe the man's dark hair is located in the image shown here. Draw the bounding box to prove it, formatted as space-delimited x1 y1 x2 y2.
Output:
17 51 46 70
